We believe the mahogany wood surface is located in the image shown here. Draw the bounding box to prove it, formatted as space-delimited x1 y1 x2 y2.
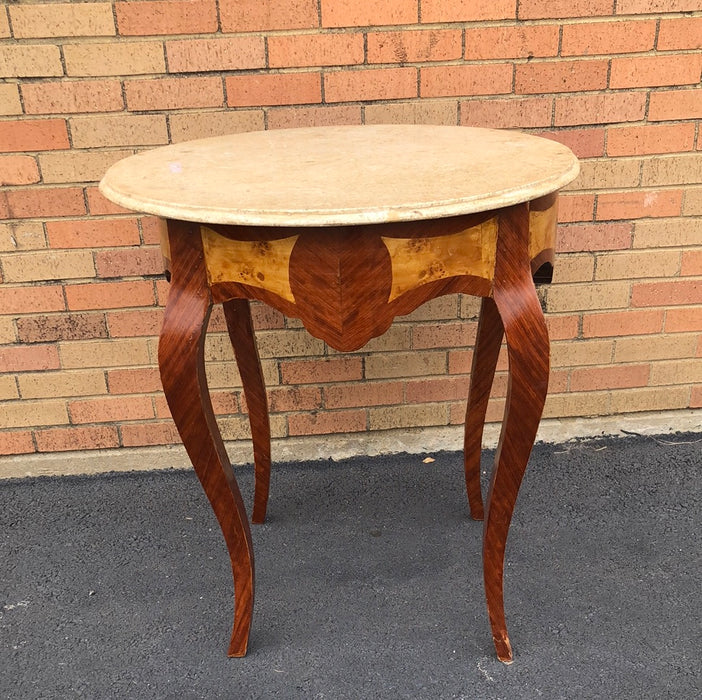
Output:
158 219 254 657
222 299 271 525
156 203 553 663
463 296 504 522
483 204 550 663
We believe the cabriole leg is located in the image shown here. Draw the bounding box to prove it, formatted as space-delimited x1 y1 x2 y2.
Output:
158 220 254 657
464 296 504 521
482 205 550 663
223 298 271 525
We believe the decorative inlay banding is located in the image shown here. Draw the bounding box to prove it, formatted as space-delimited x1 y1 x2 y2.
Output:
200 225 298 303
382 218 498 302
528 194 558 261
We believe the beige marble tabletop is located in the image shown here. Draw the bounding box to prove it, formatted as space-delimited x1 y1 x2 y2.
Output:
99 125 579 227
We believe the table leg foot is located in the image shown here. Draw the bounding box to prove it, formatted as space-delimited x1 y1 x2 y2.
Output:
483 204 550 664
223 299 271 525
159 220 254 658
493 635 514 664
463 297 504 521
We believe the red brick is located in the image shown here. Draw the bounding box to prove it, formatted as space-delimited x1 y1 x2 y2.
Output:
405 376 473 403
0 155 40 186
607 124 696 157
205 391 238 417
324 381 404 409
616 0 700 13
140 217 166 245
47 219 141 249
125 77 223 111
0 431 35 456
570 365 649 392
461 97 552 129
648 89 702 122
288 409 366 436
422 0 515 22
448 349 472 375
610 54 702 89
692 386 702 408
22 80 123 115
665 308 702 333
95 247 162 278
516 60 608 94
107 309 164 337
464 24 559 60
86 188 132 216
269 33 364 68
281 356 363 384
555 93 647 127
596 190 683 221
658 17 702 51
152 394 173 420
220 0 318 32
558 194 596 223
35 426 119 452
632 280 702 308
69 395 154 424
368 29 462 63
267 105 362 129
519 0 613 18
321 0 417 27
582 310 664 338
420 64 512 98
121 421 180 447
538 129 606 158
326 67 417 102
681 251 702 277
257 386 322 413
107 367 162 394
226 72 321 107
65 280 155 311
166 37 265 73
546 315 580 341
412 322 477 349
450 397 505 425
548 370 570 394
0 286 65 314
1 187 85 219
0 119 69 153
561 20 655 56
116 0 217 35
0 345 60 372
155 278 171 306
17 313 108 343
556 223 632 253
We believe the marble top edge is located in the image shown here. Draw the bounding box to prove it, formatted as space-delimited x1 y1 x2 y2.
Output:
99 125 580 226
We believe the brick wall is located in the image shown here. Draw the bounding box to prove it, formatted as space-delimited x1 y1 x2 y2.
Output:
0 1 700 459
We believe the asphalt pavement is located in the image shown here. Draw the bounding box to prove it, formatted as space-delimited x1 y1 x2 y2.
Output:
1 433 700 699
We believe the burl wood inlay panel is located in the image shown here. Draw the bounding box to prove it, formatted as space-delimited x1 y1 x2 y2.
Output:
382 217 497 302
201 225 299 303
528 193 558 262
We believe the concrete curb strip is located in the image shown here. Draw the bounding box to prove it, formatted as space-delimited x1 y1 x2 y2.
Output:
1 408 700 479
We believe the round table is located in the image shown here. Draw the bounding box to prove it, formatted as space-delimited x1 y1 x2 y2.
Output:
100 125 579 663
